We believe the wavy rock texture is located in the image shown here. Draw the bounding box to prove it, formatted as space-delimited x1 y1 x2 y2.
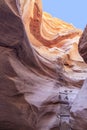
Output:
0 0 87 130
21 0 87 83
71 25 87 130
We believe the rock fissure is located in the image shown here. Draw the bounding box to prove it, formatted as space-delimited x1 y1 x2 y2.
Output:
0 0 87 130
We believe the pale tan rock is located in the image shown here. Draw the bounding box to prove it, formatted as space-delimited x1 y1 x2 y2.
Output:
21 0 83 60
21 0 87 83
0 0 87 130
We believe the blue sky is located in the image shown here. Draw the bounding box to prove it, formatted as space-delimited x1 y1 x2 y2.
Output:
42 0 87 30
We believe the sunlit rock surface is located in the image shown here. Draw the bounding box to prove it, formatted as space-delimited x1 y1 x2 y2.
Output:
21 0 87 82
0 0 87 130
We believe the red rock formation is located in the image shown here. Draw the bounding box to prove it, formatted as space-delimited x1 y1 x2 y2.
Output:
79 25 87 63
70 24 87 130
0 0 87 130
22 0 82 60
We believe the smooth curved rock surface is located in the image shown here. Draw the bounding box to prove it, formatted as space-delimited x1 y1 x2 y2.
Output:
21 0 87 83
0 0 87 130
70 79 87 130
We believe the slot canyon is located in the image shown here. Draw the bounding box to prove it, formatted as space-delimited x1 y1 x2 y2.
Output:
0 0 87 130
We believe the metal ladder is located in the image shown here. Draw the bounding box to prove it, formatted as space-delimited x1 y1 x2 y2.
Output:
57 91 71 130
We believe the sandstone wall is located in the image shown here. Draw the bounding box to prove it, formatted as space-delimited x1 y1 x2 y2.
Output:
0 0 87 130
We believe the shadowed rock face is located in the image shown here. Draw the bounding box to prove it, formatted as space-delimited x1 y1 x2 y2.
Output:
79 25 87 63
70 25 87 130
0 98 32 130
70 79 87 130
0 0 87 130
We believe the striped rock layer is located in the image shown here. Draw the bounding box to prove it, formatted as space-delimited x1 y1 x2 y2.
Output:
0 0 87 130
